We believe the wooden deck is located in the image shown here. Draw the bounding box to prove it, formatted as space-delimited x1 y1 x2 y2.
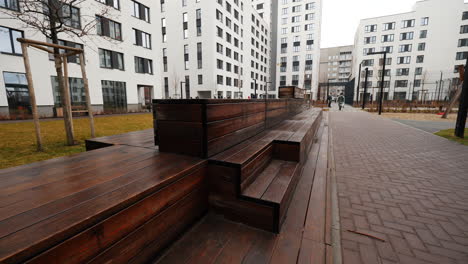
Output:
0 104 329 263
0 142 207 263
154 115 331 264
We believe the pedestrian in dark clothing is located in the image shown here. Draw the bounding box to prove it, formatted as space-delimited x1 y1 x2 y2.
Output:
327 95 332 108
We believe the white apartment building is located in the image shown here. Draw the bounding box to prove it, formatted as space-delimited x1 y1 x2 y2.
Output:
353 0 468 102
318 45 353 99
319 45 353 83
159 0 270 100
277 0 322 99
0 0 270 118
0 0 160 118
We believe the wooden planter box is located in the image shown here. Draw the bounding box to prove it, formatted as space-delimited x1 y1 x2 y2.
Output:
278 86 305 99
153 99 307 158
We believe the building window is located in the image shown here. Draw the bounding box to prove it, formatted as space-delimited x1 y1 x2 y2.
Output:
456 52 468 60
395 80 408 87
96 0 119 9
3 72 30 115
415 67 423 75
397 56 411 64
133 29 151 49
365 24 377 33
420 17 429 26
183 12 188 39
217 75 223 85
0 26 23 55
0 0 19 11
163 48 168 72
161 18 167 43
131 0 150 22
463 12 468 20
401 19 415 28
134 56 153 74
362 59 374 67
59 4 81 29
196 9 202 36
416 55 424 63
381 46 393 53
460 25 468 34
419 30 427 38
47 38 83 63
198 74 203 85
98 48 124 70
51 76 85 106
364 36 376 44
418 43 426 51
400 32 414 40
399 44 412 53
197 42 202 69
383 22 395 31
396 68 409 76
381 34 394 42
102 80 127 112
459 39 468 47
96 16 122 40
184 44 189 70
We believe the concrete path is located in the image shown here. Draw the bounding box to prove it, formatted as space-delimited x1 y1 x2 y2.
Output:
392 119 455 133
330 108 468 264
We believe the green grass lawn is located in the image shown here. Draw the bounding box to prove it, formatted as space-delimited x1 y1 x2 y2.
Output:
435 129 468 146
0 114 153 169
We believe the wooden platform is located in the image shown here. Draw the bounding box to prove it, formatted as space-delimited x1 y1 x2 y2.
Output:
0 144 208 263
85 129 155 150
154 115 331 264
1 100 326 263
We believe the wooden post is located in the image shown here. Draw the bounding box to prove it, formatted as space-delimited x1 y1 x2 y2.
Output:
79 53 96 138
20 43 43 151
62 56 75 144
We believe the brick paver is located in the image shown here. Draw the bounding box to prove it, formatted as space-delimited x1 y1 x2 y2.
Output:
330 110 468 264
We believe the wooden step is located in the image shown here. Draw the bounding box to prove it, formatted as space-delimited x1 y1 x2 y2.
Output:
242 159 302 230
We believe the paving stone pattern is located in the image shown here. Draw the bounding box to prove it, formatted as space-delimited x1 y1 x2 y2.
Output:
330 111 468 264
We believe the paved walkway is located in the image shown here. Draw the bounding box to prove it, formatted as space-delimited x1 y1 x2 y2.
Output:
330 109 468 264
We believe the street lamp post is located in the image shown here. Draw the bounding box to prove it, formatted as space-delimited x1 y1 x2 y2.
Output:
362 68 369 110
368 51 388 115
356 62 362 104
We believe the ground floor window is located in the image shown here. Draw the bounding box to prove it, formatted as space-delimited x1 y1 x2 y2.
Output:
393 92 407 101
4 72 30 116
51 76 86 107
102 80 127 113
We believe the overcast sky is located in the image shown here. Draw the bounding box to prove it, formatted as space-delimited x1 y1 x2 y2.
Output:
320 0 418 48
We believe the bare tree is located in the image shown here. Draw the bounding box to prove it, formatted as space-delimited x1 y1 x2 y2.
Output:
1 0 109 145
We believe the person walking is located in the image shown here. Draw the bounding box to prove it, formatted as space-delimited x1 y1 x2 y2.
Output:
338 93 345 111
327 95 333 108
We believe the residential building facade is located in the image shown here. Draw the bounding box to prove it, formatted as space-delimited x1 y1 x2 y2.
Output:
276 0 322 99
353 0 468 102
1 0 161 117
318 45 354 99
0 0 270 118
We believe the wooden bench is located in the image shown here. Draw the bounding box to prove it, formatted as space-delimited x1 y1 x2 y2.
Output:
85 129 155 150
0 145 208 264
208 108 322 232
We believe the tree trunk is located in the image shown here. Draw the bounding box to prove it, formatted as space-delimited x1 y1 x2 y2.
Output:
50 12 75 146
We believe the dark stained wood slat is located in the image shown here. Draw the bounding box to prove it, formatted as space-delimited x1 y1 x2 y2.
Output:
206 102 266 122
261 161 299 204
242 159 284 198
26 167 206 264
0 153 205 263
86 129 155 149
0 146 153 199
212 224 260 264
302 125 329 243
155 213 235 264
88 185 208 264
241 228 278 264
0 149 167 220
